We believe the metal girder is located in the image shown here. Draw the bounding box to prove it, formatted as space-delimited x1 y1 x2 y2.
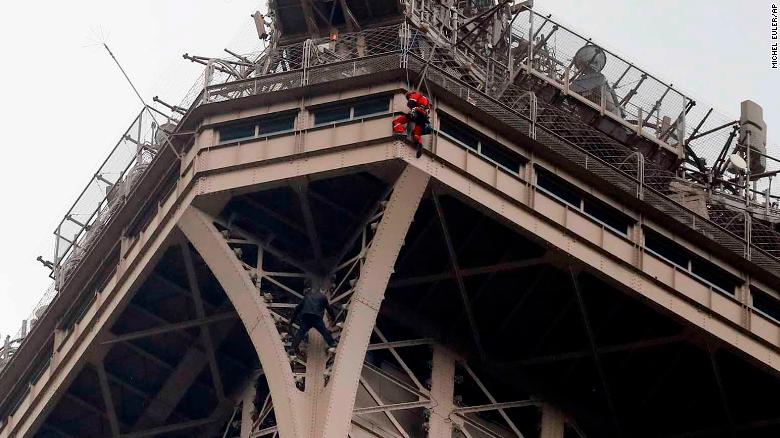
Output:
212 216 316 277
506 333 688 367
569 267 621 436
431 189 485 360
366 338 434 351
309 190 357 220
358 377 414 438
461 363 525 438
540 404 565 438
242 196 308 237
388 256 549 288
103 312 237 344
178 206 305 438
180 237 226 401
301 0 322 36
353 400 431 415
428 346 457 438
319 165 430 438
707 345 735 436
120 417 217 438
453 400 537 414
240 378 257 438
399 152 780 375
339 0 361 32
64 392 128 430
105 371 151 401
373 328 425 391
96 363 121 437
293 178 325 270
330 183 395 275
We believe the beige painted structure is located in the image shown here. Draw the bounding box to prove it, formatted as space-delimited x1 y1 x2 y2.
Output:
2 81 779 437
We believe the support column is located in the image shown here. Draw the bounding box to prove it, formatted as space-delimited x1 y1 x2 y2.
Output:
428 345 457 438
178 207 305 438
318 165 430 438
540 404 565 438
240 380 257 438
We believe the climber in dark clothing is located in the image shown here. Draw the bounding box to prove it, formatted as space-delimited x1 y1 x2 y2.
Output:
289 287 337 353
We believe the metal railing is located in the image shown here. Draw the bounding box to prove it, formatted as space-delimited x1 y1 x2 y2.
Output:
52 107 175 282
0 107 177 373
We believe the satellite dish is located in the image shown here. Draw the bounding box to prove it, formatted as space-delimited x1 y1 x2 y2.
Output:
573 45 607 73
726 154 747 174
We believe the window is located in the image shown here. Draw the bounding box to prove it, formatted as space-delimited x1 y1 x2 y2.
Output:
753 288 780 322
217 111 298 143
354 96 390 117
259 113 296 135
583 198 633 235
644 228 739 296
536 166 634 235
440 116 524 173
218 121 255 142
314 103 352 124
644 229 690 268
440 118 479 150
480 140 522 172
536 168 582 207
313 95 391 125
690 259 738 295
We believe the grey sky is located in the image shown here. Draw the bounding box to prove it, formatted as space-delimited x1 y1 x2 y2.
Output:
0 0 777 339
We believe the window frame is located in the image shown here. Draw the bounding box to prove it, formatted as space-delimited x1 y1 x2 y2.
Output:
535 166 634 237
216 111 298 144
438 115 525 174
643 227 741 297
311 94 392 127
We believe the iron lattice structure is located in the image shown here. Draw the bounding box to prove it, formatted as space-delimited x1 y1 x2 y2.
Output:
3 2 780 438
175 10 780 279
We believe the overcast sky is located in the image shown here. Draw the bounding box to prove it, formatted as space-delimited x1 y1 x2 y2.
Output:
0 0 777 339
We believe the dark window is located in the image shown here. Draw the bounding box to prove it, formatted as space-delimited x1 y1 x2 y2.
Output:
584 198 633 235
314 103 352 125
259 113 296 135
218 122 255 142
645 228 741 295
644 229 689 268
440 118 479 150
354 96 390 117
481 139 523 173
691 258 738 295
536 168 582 207
536 167 634 235
753 288 780 322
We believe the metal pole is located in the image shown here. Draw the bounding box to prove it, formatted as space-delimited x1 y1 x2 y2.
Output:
527 9 534 68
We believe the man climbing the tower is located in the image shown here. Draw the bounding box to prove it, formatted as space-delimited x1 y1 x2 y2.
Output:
289 280 338 355
393 90 432 158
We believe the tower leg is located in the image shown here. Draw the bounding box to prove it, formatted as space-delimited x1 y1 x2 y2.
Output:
540 403 565 438
428 345 457 438
318 165 430 438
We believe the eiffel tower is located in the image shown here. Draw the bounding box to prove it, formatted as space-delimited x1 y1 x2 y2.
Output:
2 1 780 437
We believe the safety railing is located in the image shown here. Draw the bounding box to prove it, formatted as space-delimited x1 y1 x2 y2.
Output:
508 9 689 157
178 21 780 276
51 106 175 285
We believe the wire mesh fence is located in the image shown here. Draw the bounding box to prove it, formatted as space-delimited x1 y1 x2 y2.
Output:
176 21 780 276
8 4 780 379
509 9 688 149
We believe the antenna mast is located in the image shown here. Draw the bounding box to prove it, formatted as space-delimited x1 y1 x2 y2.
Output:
102 43 148 107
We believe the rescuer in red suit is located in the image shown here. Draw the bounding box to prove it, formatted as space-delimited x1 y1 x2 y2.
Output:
393 90 432 158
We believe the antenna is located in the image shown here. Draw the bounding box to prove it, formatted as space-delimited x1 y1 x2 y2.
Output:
102 43 148 107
